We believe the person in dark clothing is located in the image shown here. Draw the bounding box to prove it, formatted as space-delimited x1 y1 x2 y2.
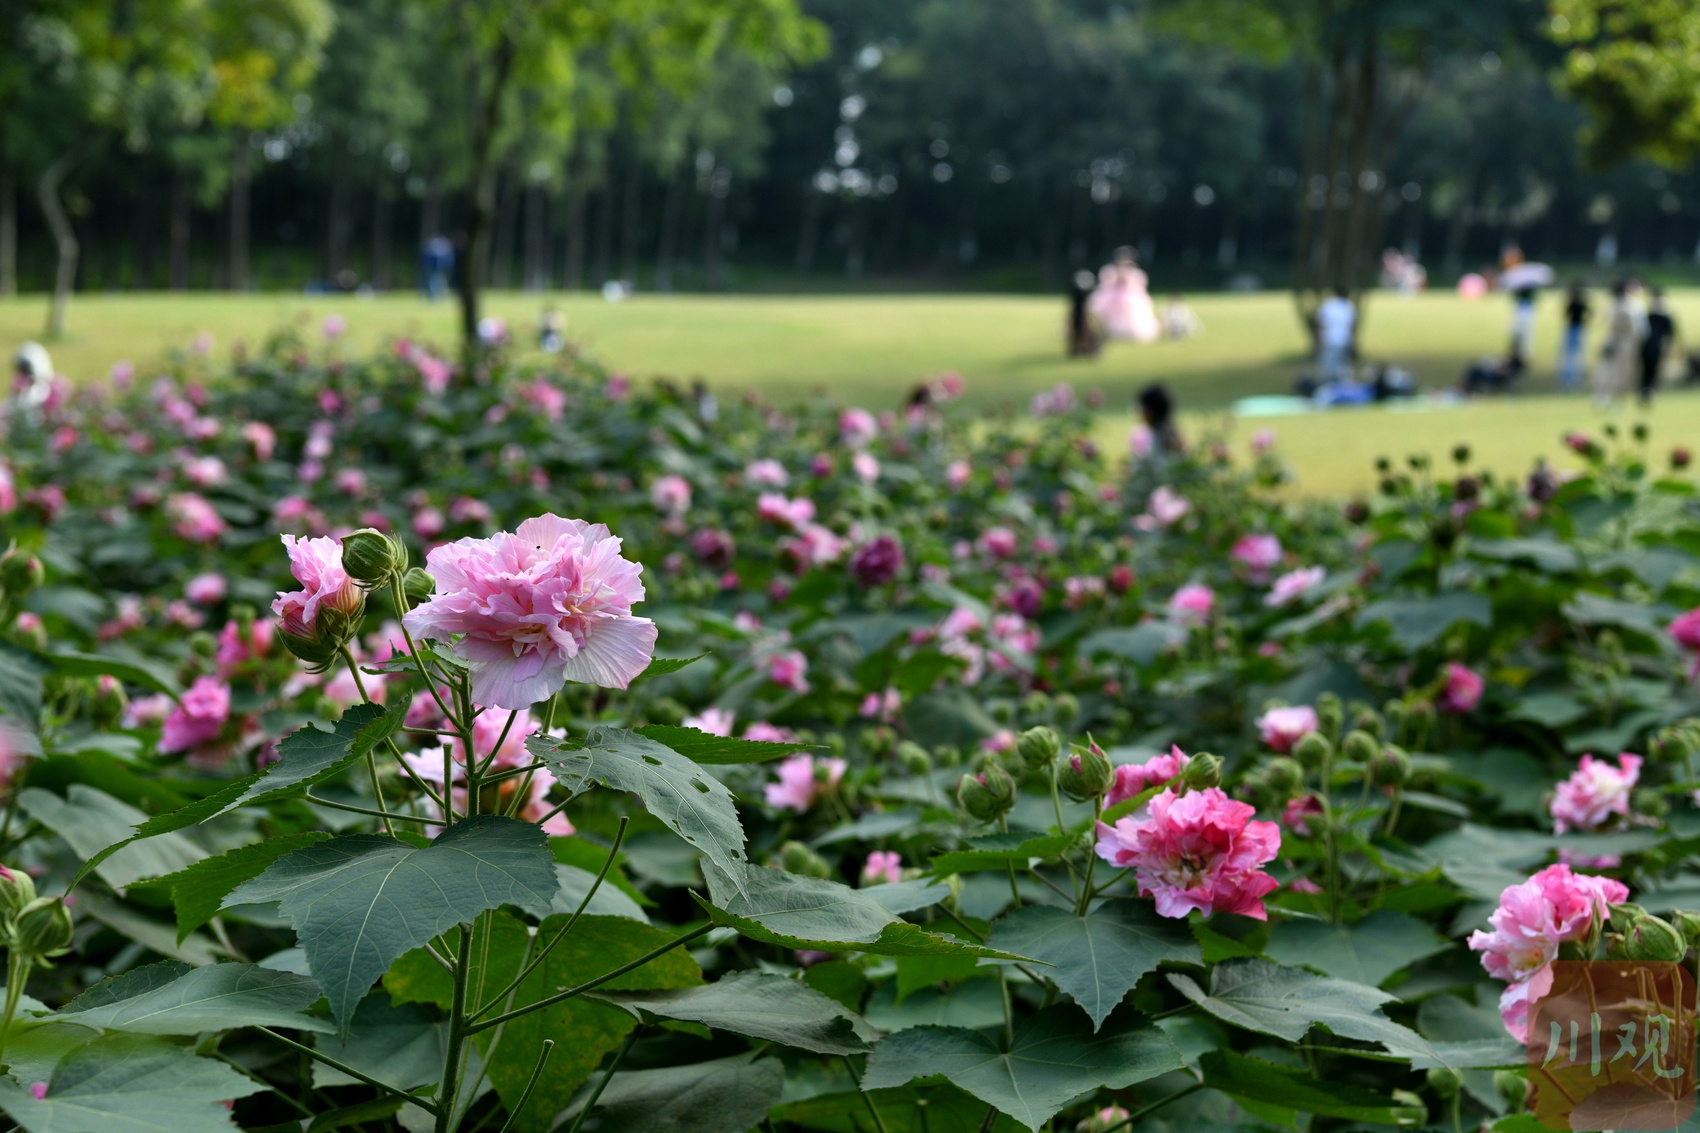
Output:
1641 287 1678 403
1559 283 1589 388
1067 270 1102 357
1137 382 1183 452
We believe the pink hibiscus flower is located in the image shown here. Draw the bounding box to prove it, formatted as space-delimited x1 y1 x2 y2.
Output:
1094 787 1281 920
1550 753 1641 835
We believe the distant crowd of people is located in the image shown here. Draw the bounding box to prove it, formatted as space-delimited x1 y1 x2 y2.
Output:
1066 246 1199 357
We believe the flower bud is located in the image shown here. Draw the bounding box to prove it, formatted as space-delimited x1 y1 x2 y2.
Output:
958 764 1016 821
1633 787 1669 820
1369 745 1412 788
778 841 832 880
1265 757 1303 795
1057 742 1113 801
1315 692 1343 741
1609 902 1647 937
1051 693 1080 732
341 529 406 588
1017 726 1061 770
1672 909 1700 950
1019 692 1050 721
1624 912 1688 963
1403 699 1435 750
989 699 1015 726
1291 731 1332 769
1652 724 1699 763
11 896 73 959
90 674 128 729
0 547 44 597
1425 1067 1462 1100
0 865 37 924
1180 752 1222 791
1341 729 1379 766
10 614 46 650
402 567 436 606
1351 707 1383 738
1382 699 1408 737
1493 1070 1528 1113
896 741 932 775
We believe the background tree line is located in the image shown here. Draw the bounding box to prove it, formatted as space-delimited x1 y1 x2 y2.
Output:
4 0 1700 332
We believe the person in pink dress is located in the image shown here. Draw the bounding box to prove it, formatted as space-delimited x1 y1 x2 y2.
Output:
1088 246 1160 343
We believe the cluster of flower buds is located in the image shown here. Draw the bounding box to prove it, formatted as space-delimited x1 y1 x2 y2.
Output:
1057 741 1113 802
340 529 410 591
1651 721 1700 764
1016 726 1060 771
1604 902 1689 964
0 866 73 967
0 544 44 634
958 762 1017 821
777 841 832 880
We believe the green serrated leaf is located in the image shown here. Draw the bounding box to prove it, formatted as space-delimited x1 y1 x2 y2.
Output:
699 860 1024 959
48 650 181 700
1200 1048 1426 1125
929 830 1078 876
56 963 330 1034
987 899 1201 1030
556 1053 782 1133
305 1096 405 1132
1264 910 1449 988
66 774 264 894
217 701 400 816
862 1006 1183 1131
631 723 810 764
589 969 877 1054
531 726 747 894
0 1032 262 1133
225 815 558 1033
1355 591 1492 650
20 786 203 890
137 832 332 942
633 653 708 679
64 962 193 1012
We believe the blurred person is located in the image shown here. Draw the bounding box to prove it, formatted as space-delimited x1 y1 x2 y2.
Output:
538 307 566 354
1591 278 1645 408
1559 282 1590 389
1161 295 1202 340
1066 270 1102 357
1137 382 1183 453
1088 246 1159 343
12 342 52 408
421 236 454 301
1641 286 1678 404
1314 287 1356 383
1507 287 1536 376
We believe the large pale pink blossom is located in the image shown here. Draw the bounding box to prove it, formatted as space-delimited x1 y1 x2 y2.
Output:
1265 566 1326 607
1550 753 1641 835
1232 534 1282 577
1135 486 1191 531
745 459 789 488
1438 662 1484 713
976 527 1018 559
649 474 692 515
1106 746 1190 810
1257 706 1319 754
764 753 846 813
271 535 362 640
1468 863 1628 1041
185 573 227 605
785 524 845 568
839 408 878 448
683 707 735 736
758 493 816 529
1094 787 1281 920
862 851 902 886
167 493 225 543
768 649 810 693
403 515 657 709
403 708 573 835
158 676 231 754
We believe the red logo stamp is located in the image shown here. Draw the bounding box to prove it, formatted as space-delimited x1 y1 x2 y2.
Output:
1528 960 1697 1130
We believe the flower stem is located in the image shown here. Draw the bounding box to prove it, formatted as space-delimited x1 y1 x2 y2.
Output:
433 921 476 1133
255 1026 439 1117
0 950 28 1067
339 647 393 837
842 1055 890 1133
564 1027 639 1133
496 1040 555 1133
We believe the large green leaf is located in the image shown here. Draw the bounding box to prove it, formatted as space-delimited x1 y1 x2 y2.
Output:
590 970 877 1055
930 830 1078 876
902 689 1000 751
1199 1049 1427 1126
217 701 401 814
487 914 703 1133
1076 623 1176 667
1168 958 1436 1062
224 815 558 1033
49 650 181 700
986 899 1201 1031
530 726 747 893
700 860 1022 959
19 786 203 890
1562 591 1674 638
631 724 809 764
1469 538 1580 574
862 1006 1183 1131
556 1053 783 1133
553 863 649 922
56 963 330 1034
138 832 332 942
311 996 444 1089
0 642 46 748
1263 910 1449 988
1355 591 1491 650
64 962 192 1011
0 1032 261 1133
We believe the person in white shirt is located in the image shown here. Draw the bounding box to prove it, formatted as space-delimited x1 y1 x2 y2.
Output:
1315 287 1357 383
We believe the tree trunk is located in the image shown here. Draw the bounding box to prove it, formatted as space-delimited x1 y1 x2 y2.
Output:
654 155 686 291
592 182 614 285
523 180 547 291
564 178 587 290
457 38 519 353
619 158 642 283
0 154 15 296
228 135 252 292
372 184 392 289
169 165 192 290
491 168 519 289
795 185 821 274
326 153 352 282
39 140 87 339
703 169 727 291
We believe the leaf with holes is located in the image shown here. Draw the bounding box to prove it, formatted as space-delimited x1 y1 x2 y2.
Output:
529 726 747 894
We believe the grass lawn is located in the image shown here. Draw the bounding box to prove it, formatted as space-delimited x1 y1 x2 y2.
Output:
5 287 1697 496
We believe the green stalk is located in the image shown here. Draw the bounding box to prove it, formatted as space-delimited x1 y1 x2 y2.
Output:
842 1055 890 1133
0 949 29 1067
1075 796 1102 916
564 1028 640 1133
1101 1081 1204 1133
469 925 711 1035
433 921 476 1133
496 1040 555 1133
339 647 393 836
255 1026 439 1117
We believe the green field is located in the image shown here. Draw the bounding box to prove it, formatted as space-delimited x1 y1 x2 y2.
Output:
5 288 1697 496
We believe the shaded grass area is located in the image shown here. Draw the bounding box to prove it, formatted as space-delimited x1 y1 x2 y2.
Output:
5 288 1698 496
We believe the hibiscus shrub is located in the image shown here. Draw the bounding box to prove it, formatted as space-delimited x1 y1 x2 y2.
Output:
0 329 1698 1132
